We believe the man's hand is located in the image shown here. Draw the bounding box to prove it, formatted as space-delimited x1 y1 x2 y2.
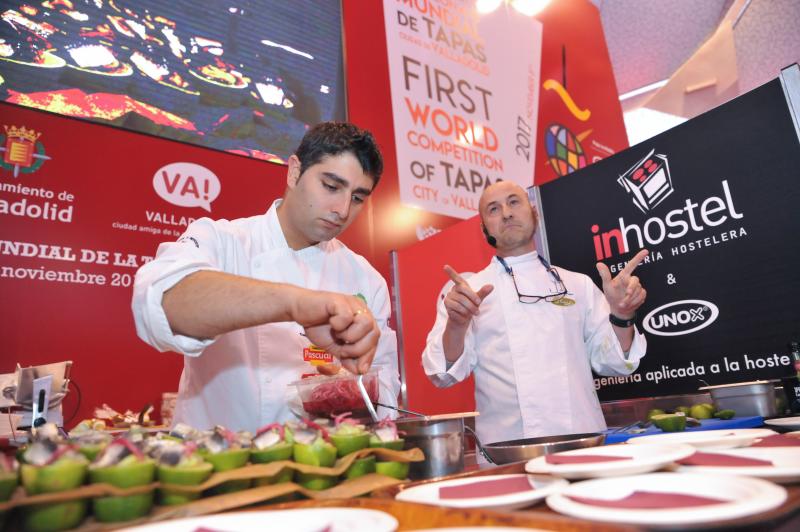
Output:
293 291 379 375
442 265 493 328
596 249 648 319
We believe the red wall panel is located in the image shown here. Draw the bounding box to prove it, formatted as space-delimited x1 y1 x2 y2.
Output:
0 103 287 424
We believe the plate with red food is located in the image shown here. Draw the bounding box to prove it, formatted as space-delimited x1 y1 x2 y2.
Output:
545 472 786 526
395 473 567 511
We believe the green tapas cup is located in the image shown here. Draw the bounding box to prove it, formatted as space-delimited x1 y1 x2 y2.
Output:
89 459 155 522
157 462 214 506
292 442 337 468
250 441 293 463
200 448 251 495
20 459 88 532
0 471 19 530
0 470 18 501
375 461 410 480
330 433 370 457
294 471 338 491
343 455 376 480
251 441 294 487
292 441 338 491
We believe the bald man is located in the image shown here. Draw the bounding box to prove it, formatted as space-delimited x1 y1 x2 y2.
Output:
422 181 648 449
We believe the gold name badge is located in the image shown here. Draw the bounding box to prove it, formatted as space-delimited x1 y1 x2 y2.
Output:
551 297 576 307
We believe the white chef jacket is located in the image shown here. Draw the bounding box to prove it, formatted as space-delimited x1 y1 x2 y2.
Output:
132 200 401 432
422 251 645 446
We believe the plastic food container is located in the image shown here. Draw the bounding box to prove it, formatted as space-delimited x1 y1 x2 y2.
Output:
699 380 779 417
292 369 380 418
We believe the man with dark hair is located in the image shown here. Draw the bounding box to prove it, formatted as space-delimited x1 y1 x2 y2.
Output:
133 122 400 431
422 181 648 449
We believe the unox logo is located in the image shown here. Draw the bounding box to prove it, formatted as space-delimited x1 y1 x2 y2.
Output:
643 299 719 336
0 125 51 178
617 148 674 213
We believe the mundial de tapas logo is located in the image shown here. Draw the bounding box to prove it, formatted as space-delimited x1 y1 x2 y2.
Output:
617 148 674 213
0 125 52 177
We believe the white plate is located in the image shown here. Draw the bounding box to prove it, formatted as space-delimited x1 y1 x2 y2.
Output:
676 447 800 483
546 472 786 527
395 474 567 512
120 508 398 532
765 416 800 430
626 428 776 449
525 443 695 479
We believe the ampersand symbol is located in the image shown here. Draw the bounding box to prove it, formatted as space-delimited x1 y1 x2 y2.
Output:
667 273 676 285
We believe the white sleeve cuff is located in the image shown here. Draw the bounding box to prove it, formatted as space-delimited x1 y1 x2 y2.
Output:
135 266 219 356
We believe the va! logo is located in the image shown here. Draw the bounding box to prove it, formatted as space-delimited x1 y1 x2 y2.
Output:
153 162 221 212
617 148 673 213
0 125 51 177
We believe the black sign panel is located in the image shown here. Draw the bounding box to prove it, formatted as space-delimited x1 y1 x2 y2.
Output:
540 79 800 400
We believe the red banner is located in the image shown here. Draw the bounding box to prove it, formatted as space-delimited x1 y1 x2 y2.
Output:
390 0 630 416
535 0 629 185
0 103 287 424
393 215 495 415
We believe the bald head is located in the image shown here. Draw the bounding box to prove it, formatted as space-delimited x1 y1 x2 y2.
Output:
479 181 529 214
479 181 538 256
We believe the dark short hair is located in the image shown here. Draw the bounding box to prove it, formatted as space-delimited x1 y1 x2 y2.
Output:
294 122 383 184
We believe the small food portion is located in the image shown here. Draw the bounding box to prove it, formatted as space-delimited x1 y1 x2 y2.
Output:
250 423 294 485
329 413 370 457
92 403 157 428
369 417 405 450
251 423 294 463
196 426 252 494
88 434 155 522
20 423 89 532
152 440 212 506
292 419 338 490
369 418 409 480
69 426 112 461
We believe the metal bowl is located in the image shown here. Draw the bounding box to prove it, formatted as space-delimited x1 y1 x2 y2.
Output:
699 381 779 417
481 432 606 465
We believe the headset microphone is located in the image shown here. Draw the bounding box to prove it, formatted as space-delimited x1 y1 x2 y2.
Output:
481 224 497 247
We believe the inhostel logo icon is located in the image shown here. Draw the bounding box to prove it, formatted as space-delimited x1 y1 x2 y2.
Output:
617 148 674 213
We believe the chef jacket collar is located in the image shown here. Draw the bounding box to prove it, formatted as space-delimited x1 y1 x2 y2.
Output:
493 250 540 269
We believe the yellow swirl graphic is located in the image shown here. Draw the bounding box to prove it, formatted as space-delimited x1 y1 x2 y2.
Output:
543 79 591 122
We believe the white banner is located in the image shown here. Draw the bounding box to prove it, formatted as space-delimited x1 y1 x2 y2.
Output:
383 0 542 218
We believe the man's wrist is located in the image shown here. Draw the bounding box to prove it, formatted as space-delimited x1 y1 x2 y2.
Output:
609 312 636 328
